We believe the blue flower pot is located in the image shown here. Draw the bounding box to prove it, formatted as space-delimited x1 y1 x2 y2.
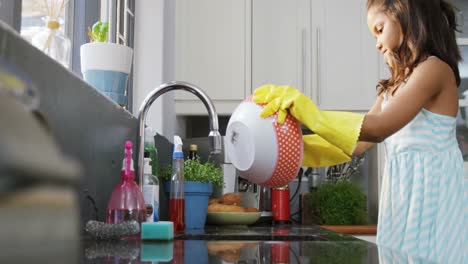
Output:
165 181 213 229
184 240 208 264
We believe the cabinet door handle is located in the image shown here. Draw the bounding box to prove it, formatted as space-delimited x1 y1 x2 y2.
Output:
316 28 321 105
301 29 306 94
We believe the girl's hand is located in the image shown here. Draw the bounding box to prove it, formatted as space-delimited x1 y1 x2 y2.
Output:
253 84 364 156
253 84 315 124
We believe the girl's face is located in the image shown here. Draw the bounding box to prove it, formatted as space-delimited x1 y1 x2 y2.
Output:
367 6 403 65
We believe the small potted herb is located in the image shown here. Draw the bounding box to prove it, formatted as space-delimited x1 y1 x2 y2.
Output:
161 158 223 228
159 158 224 187
308 180 367 225
80 21 133 106
303 156 370 233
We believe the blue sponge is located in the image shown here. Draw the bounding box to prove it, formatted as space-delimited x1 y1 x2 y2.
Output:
141 241 174 262
141 221 174 240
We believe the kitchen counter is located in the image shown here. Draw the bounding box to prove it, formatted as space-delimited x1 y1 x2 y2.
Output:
1 225 439 263
176 224 352 241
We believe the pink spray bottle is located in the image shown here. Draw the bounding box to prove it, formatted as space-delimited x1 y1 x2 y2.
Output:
106 141 146 228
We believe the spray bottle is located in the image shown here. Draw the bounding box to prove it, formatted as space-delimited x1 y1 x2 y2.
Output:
142 156 159 222
144 127 159 177
169 135 185 233
107 141 146 227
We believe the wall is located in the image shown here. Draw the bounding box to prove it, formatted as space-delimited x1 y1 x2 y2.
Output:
0 20 138 226
133 0 178 139
0 0 21 31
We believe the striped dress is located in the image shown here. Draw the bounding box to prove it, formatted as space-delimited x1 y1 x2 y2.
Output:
377 94 467 263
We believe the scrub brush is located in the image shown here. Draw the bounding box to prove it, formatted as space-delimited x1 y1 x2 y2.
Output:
85 220 140 240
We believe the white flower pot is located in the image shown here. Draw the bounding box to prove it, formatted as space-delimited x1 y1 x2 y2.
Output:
80 42 133 106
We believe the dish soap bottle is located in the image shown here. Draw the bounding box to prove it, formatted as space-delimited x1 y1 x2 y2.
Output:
142 156 160 222
169 135 185 233
107 141 146 227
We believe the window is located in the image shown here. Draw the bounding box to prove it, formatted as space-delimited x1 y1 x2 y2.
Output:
20 0 73 69
19 0 136 110
101 0 135 111
20 0 71 42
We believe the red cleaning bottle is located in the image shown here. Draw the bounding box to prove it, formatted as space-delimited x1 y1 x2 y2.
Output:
106 141 147 230
169 135 185 233
271 185 291 225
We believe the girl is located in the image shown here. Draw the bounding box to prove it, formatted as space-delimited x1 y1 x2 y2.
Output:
253 0 465 262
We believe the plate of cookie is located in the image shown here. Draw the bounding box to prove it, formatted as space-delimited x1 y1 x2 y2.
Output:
206 193 261 226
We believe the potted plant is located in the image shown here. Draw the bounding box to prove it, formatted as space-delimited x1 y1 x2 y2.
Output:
306 180 368 225
303 156 376 235
301 240 368 264
80 21 133 107
160 158 223 229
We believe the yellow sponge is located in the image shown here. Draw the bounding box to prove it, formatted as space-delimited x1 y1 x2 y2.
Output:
141 221 174 240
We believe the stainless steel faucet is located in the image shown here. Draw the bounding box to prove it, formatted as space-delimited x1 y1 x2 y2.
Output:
137 81 222 185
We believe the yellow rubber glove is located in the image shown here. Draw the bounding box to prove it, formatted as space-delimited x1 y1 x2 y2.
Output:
253 84 364 156
302 134 351 167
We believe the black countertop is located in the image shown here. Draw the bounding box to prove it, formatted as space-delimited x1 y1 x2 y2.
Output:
176 225 347 241
1 225 439 263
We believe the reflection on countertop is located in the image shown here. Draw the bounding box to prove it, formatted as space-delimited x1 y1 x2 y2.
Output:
175 225 352 241
1 225 440 263
80 232 439 264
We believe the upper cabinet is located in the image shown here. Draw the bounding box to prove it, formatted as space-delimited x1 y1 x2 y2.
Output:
174 0 380 115
252 0 311 94
173 0 249 115
253 0 379 110
310 0 379 110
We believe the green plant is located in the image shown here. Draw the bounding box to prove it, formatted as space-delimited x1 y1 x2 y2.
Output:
302 241 368 264
87 21 109 42
159 158 224 188
312 180 367 225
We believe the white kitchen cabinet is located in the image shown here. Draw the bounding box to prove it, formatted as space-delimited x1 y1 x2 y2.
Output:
173 0 250 115
252 0 380 111
311 0 380 110
252 0 311 95
174 0 380 115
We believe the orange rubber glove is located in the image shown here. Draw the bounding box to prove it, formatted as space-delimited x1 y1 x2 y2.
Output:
253 84 364 157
